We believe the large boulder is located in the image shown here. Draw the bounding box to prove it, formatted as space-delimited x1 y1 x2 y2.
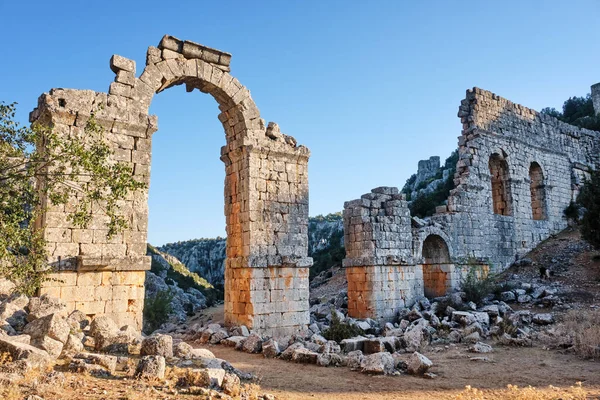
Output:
346 350 364 370
174 341 194 359
360 352 394 375
340 336 367 353
0 279 16 301
88 316 141 353
291 348 318 364
67 310 90 331
0 294 29 330
33 336 63 358
407 351 433 375
241 334 262 353
532 313 555 325
141 334 173 358
135 355 166 379
26 295 67 322
262 338 280 358
74 352 117 375
24 313 70 344
469 342 493 353
280 342 304 361
0 337 52 370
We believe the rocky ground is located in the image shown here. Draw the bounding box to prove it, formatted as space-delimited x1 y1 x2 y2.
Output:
0 227 599 399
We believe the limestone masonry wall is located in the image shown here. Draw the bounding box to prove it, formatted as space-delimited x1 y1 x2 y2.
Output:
30 35 312 336
344 86 600 320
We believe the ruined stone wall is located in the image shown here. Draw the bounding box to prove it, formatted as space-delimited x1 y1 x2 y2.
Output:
344 86 598 319
342 187 422 320
434 87 600 270
592 83 600 116
31 35 311 336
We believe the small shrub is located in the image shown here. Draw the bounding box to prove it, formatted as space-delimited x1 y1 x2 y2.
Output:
143 289 174 334
322 310 361 343
563 201 580 222
559 310 600 359
460 265 496 305
578 170 600 250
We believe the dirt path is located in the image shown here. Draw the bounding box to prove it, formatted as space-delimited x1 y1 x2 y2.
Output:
196 343 600 400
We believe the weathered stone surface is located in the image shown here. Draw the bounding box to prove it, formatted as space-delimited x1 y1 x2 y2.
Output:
346 350 364 370
0 338 52 369
141 334 173 358
33 335 63 358
532 313 555 325
135 355 166 379
280 342 304 361
469 342 493 353
291 347 318 364
0 279 16 300
27 295 67 321
24 314 70 344
241 334 262 353
74 352 117 374
174 341 194 359
360 351 394 375
262 338 280 358
407 351 433 375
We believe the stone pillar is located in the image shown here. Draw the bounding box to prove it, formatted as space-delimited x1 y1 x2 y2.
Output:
343 187 421 321
592 83 600 116
30 86 153 330
224 141 312 337
30 35 313 337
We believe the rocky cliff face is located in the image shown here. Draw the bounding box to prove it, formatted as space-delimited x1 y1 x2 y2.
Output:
159 239 226 288
159 215 346 283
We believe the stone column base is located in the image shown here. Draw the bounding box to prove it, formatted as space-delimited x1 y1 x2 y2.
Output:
346 265 423 321
39 269 146 330
225 266 309 337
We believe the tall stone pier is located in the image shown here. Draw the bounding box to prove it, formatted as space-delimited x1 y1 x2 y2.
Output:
342 187 421 320
31 35 312 336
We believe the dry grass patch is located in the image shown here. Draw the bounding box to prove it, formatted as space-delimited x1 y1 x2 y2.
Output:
540 310 600 359
453 382 588 400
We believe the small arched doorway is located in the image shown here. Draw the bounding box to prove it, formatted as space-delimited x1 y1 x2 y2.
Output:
529 162 547 220
422 234 452 298
489 153 512 216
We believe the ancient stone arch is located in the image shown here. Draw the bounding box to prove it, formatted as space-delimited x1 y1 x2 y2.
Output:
420 235 452 298
529 162 547 220
489 152 512 216
30 35 312 336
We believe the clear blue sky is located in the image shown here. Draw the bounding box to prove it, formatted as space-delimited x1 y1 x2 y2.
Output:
1 1 599 245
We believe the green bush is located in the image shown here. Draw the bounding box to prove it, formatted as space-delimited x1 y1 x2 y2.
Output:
143 289 174 334
541 94 600 131
578 170 600 250
322 310 362 343
309 229 345 280
460 265 497 305
564 201 581 222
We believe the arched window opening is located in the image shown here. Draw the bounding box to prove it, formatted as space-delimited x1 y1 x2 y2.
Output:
489 154 512 216
422 235 451 298
529 162 547 220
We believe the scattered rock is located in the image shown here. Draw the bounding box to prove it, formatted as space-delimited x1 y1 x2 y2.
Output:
469 342 493 353
407 351 433 375
360 351 394 375
135 355 166 379
141 334 173 358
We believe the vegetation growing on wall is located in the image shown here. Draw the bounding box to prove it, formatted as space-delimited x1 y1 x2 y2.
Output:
541 94 600 131
0 102 144 295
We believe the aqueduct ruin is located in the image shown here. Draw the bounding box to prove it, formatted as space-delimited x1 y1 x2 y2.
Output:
29 35 600 332
32 35 312 336
343 86 600 321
